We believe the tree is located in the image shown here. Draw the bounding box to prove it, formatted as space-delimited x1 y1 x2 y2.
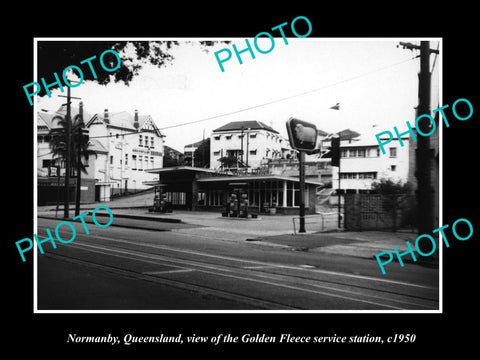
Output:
49 111 95 216
37 41 228 97
193 138 210 168
370 178 413 232
218 155 238 169
163 151 185 168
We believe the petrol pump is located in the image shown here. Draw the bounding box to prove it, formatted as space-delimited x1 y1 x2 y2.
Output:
152 185 171 213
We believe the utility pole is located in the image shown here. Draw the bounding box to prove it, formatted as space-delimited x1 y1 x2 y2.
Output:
299 151 306 233
398 41 439 234
337 150 341 228
240 126 244 165
58 83 81 219
246 128 250 170
74 101 83 217
63 86 71 219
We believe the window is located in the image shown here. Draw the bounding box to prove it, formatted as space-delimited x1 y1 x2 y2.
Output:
139 135 143 147
389 147 397 158
144 156 148 169
150 137 154 148
166 191 187 205
357 149 366 157
213 135 221 140
340 150 348 158
125 154 128 166
249 149 257 155
225 134 232 140
362 172 377 179
368 148 378 157
132 155 137 169
250 133 257 138
198 192 206 206
391 165 396 171
110 155 113 165
213 151 220 156
285 182 304 207
150 156 154 168
349 149 357 157
207 190 223 206
42 159 52 168
138 155 143 170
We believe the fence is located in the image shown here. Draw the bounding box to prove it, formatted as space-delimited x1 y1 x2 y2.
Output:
292 212 339 234
344 193 416 232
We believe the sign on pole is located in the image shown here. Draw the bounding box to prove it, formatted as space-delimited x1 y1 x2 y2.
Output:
286 117 319 153
286 117 319 233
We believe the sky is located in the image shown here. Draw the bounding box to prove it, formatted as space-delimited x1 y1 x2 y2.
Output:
36 38 440 152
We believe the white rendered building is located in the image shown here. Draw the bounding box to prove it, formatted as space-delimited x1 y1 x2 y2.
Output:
326 131 411 193
209 120 294 170
86 109 165 200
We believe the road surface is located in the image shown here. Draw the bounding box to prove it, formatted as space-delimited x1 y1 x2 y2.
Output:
36 216 439 311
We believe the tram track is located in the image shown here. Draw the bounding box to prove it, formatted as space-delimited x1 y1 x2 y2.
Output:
36 220 439 311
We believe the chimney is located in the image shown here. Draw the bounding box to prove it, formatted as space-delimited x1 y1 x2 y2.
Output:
134 109 139 129
104 109 109 124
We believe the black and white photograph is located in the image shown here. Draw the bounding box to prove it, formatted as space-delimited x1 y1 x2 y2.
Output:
32 37 442 312
7 5 479 354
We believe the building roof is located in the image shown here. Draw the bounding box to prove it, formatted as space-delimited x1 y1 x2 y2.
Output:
145 167 323 186
317 129 329 137
37 111 53 130
88 139 109 154
337 128 361 140
87 110 165 137
213 120 279 134
146 166 219 174
197 174 323 186
164 145 184 156
37 106 92 131
184 139 207 149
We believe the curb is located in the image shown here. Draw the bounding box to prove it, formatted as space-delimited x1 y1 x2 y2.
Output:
38 212 183 224
94 212 183 224
37 215 173 232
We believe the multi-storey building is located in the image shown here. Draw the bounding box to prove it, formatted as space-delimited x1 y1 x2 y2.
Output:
37 106 99 205
209 120 294 170
86 109 165 200
323 130 411 194
37 107 165 204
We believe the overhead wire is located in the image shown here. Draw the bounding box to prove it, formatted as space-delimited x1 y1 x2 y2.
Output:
86 54 419 139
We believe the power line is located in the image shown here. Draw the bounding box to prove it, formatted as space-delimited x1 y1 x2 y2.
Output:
157 55 419 131
84 55 419 139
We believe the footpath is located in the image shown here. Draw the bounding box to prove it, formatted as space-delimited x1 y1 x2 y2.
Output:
37 200 438 267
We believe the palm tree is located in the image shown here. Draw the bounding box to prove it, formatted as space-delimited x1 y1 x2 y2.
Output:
49 103 95 217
